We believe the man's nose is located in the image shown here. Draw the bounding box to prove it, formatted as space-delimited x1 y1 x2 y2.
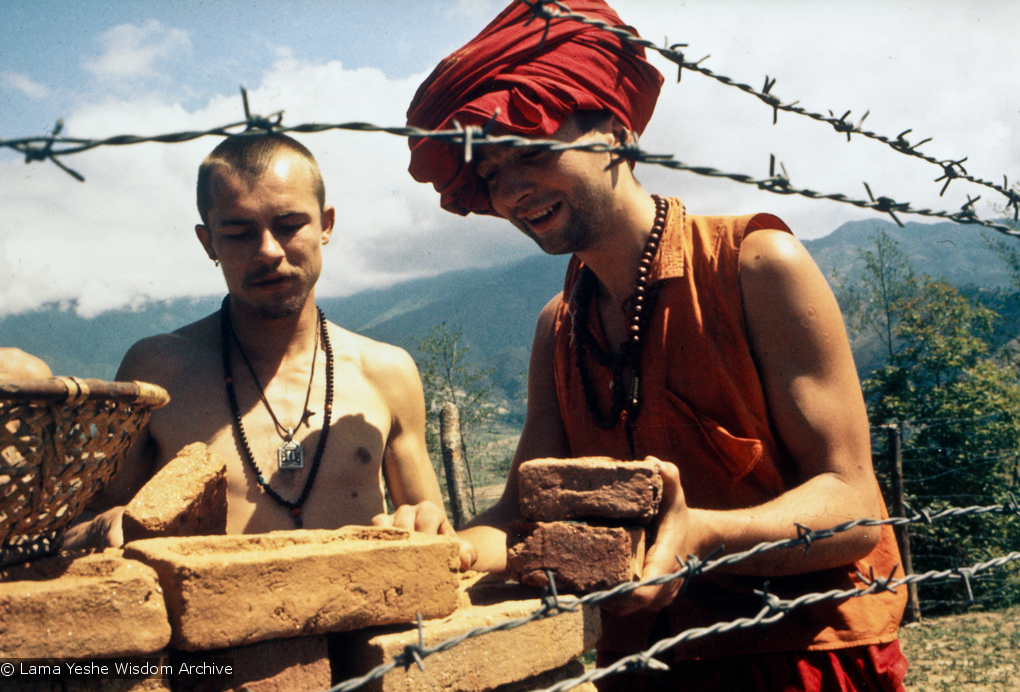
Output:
493 169 535 215
256 229 286 261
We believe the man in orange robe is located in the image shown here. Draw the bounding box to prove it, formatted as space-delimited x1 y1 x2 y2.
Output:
407 1 908 689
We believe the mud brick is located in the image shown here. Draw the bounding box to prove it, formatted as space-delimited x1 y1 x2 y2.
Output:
123 527 460 651
170 635 330 692
0 550 171 658
122 442 227 542
331 573 599 692
507 522 645 594
518 458 662 524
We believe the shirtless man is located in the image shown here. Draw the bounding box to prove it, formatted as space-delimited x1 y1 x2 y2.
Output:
69 134 465 563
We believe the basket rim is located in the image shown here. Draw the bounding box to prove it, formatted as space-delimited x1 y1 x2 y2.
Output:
0 377 170 409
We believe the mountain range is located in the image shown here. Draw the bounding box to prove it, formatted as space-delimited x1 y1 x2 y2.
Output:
1 218 1016 390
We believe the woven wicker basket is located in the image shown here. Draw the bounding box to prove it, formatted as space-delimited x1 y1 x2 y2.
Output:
0 377 169 567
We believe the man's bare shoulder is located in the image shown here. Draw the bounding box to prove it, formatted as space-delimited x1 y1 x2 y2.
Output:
0 348 52 379
325 321 420 390
116 313 221 385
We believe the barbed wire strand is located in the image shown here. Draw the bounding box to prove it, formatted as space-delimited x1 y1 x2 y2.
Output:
6 9 1020 238
324 498 1019 692
521 0 1020 221
531 551 1020 692
4 109 1017 240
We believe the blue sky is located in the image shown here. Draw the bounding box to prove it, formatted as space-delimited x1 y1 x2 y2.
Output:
3 1 494 136
2 0 1019 317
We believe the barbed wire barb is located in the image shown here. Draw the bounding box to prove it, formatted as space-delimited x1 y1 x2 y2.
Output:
400 612 428 672
935 157 968 196
16 120 86 183
240 85 284 132
664 41 688 82
864 181 907 227
795 523 817 554
761 76 781 124
954 565 976 604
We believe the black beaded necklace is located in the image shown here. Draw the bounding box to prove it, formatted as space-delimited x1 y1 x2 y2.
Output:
230 317 319 470
571 195 673 450
219 295 334 528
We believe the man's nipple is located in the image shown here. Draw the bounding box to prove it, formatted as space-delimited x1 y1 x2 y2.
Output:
356 447 373 464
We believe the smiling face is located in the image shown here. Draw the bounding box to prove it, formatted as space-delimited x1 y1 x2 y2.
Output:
473 113 622 256
196 151 335 321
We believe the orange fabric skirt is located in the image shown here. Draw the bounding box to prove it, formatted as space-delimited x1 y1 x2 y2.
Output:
595 639 909 692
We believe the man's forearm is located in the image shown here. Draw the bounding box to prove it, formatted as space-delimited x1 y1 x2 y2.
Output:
61 506 125 551
460 500 518 573
682 472 882 577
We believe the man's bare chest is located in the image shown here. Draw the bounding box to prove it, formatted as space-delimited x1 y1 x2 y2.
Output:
149 357 394 530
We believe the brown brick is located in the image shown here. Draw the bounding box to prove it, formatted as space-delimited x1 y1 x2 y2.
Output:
507 522 645 594
170 636 330 692
331 574 599 692
123 527 460 651
0 550 171 658
122 442 227 542
518 458 662 524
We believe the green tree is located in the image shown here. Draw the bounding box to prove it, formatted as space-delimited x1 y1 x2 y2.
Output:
987 178 1020 290
413 322 498 514
987 236 1020 292
833 229 918 360
864 276 1020 610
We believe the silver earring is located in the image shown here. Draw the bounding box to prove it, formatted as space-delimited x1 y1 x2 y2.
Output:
214 259 220 267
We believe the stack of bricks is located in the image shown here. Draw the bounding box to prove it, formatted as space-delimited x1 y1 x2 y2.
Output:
507 457 663 593
0 443 601 692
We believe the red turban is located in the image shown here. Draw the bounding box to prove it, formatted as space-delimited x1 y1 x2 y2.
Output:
406 0 664 216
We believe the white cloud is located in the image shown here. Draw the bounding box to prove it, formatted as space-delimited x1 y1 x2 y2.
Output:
2 0 1018 319
84 20 191 82
0 55 533 317
612 0 1020 238
2 72 49 99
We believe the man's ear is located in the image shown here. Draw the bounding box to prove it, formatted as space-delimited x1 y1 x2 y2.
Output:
195 224 216 261
608 115 638 171
320 205 336 246
610 115 633 145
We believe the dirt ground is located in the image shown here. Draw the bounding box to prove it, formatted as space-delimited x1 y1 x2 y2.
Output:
898 607 1018 691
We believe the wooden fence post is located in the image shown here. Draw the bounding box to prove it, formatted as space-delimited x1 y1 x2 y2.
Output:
440 402 472 530
887 423 921 623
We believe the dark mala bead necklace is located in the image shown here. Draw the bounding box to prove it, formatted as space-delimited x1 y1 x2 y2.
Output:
572 195 672 448
219 295 334 528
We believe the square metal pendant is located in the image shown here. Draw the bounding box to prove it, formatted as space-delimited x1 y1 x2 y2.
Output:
278 439 305 469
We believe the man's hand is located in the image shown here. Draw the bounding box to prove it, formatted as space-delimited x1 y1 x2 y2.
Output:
372 501 478 571
605 460 701 616
61 506 126 551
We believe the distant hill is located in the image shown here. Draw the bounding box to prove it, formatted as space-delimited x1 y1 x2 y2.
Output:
802 218 1019 375
1 218 1014 388
803 218 1014 290
0 255 571 388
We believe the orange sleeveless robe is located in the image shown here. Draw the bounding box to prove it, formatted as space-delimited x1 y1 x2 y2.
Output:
551 198 906 659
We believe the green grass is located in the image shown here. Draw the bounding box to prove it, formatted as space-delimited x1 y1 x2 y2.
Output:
898 607 1019 691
